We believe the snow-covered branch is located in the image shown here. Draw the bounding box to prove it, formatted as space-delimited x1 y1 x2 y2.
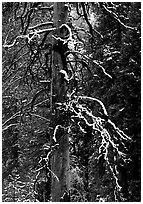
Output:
2 111 21 127
3 28 55 48
2 123 19 132
53 124 69 143
29 21 53 30
34 99 50 108
103 4 137 31
3 23 73 49
66 50 112 79
108 119 131 140
3 35 28 48
52 24 73 45
64 94 131 198
93 60 112 79
39 5 53 10
30 113 50 123
81 2 103 38
78 95 108 116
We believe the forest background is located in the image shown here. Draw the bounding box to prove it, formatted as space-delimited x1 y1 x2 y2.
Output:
2 1 141 202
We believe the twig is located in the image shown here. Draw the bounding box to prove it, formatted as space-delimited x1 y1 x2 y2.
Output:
30 113 50 122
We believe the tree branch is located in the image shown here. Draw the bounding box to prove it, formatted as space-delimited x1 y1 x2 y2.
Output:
66 50 112 79
2 123 19 132
2 111 21 127
30 113 50 122
78 95 108 116
81 2 103 38
39 5 53 11
29 21 54 30
103 4 137 31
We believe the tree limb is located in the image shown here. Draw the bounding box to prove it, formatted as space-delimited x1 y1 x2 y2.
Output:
2 111 21 127
29 21 54 30
30 113 50 122
81 2 103 38
2 123 19 132
78 95 108 116
66 50 112 79
103 4 137 31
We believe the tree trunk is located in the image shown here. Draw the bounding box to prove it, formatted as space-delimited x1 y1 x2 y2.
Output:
50 3 70 202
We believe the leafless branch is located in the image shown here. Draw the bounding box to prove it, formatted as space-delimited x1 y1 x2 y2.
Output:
108 119 131 140
3 35 28 48
103 4 137 31
2 111 21 127
81 2 103 38
78 95 108 116
34 99 50 108
30 113 50 122
52 23 73 44
29 21 53 30
66 50 112 79
3 23 73 49
2 123 19 132
3 27 55 48
39 5 53 10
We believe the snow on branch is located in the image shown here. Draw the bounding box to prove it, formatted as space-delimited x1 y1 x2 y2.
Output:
78 95 108 116
81 2 103 38
53 124 70 143
75 95 131 141
52 24 73 46
52 88 130 199
66 50 112 79
67 95 130 199
47 166 60 182
2 123 19 132
93 60 112 79
108 119 131 140
2 111 21 127
29 21 53 30
53 125 60 143
35 143 60 184
39 5 53 10
30 113 50 122
3 23 73 49
3 35 28 48
103 4 137 31
34 99 50 108
28 28 55 35
3 28 55 48
59 69 74 83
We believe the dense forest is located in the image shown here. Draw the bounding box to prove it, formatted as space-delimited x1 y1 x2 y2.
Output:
2 2 141 202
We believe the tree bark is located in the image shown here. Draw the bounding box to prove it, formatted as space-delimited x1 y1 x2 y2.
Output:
50 3 70 202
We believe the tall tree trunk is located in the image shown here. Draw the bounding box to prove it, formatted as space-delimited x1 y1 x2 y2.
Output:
50 3 70 202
